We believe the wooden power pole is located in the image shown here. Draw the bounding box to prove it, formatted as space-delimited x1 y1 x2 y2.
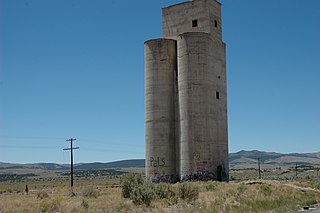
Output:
63 138 79 191
258 158 261 179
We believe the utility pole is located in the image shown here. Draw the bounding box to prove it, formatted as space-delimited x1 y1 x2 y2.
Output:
258 158 261 179
63 138 79 192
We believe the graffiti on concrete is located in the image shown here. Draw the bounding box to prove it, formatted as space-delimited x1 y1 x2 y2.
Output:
150 157 165 167
180 165 228 182
193 152 200 160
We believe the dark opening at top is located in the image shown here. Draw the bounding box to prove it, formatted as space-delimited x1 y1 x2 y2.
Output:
192 19 198 27
214 20 218 28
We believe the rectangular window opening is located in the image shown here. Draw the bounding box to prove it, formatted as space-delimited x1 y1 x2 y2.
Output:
216 91 220 99
192 19 198 27
214 20 218 28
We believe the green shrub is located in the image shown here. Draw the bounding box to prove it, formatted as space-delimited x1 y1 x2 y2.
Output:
238 183 246 193
120 173 156 206
260 184 272 195
178 182 199 202
205 182 217 191
120 173 200 206
39 196 62 213
130 182 155 206
227 188 236 196
313 182 320 190
154 183 176 199
37 191 49 199
120 173 144 198
82 186 99 198
154 183 178 205
81 199 89 209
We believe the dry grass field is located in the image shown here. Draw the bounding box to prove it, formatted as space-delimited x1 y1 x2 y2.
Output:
0 168 320 213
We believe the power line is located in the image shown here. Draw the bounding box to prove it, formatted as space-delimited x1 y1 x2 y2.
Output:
0 144 143 154
0 135 144 148
78 138 143 147
0 145 61 150
0 135 66 140
83 147 144 154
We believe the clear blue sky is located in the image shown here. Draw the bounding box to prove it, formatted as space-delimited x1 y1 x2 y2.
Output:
0 0 319 163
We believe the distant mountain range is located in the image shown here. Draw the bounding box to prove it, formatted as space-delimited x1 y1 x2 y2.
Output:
229 150 320 169
0 159 145 171
1 150 320 171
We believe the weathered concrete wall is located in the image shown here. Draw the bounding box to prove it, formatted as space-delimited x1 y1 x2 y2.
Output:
177 32 228 181
162 0 222 40
144 39 178 183
145 0 228 182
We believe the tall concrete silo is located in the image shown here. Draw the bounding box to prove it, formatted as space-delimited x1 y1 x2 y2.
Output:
178 32 213 180
144 39 178 183
177 32 228 181
145 0 228 182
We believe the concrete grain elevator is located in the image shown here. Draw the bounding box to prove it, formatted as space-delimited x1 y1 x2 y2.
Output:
145 0 228 182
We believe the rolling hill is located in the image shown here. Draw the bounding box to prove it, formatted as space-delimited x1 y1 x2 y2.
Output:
229 150 320 169
1 150 319 171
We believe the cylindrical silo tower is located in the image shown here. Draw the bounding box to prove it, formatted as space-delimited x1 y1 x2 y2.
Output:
178 32 228 181
144 39 178 183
